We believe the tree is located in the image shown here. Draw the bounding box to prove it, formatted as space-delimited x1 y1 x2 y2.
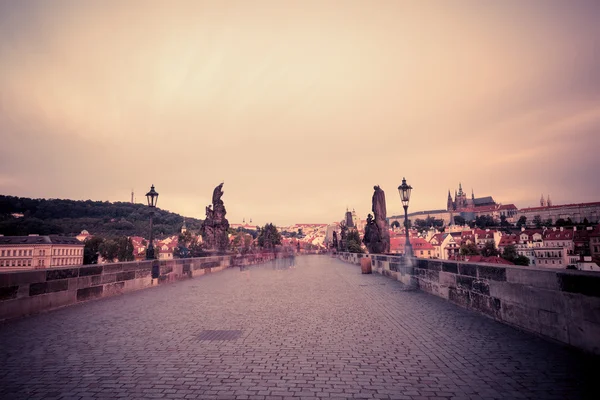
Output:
188 238 206 257
501 244 529 266
555 218 568 227
459 242 479 256
543 218 553 228
475 215 496 229
454 216 466 226
583 217 591 226
98 239 119 263
516 216 527 229
83 236 104 264
391 220 400 229
502 244 518 261
116 236 134 262
257 223 281 249
0 194 203 238
533 215 542 228
481 241 499 257
346 229 364 254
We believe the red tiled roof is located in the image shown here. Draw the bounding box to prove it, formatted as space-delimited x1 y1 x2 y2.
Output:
430 233 445 245
474 205 499 213
543 231 573 240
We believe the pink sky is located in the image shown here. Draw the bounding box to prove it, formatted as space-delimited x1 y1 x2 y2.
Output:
1 1 599 225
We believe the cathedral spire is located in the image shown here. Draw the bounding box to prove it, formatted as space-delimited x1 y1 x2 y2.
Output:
471 188 474 200
540 194 546 207
547 195 552 207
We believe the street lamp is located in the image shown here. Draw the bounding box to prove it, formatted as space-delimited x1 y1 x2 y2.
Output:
145 185 159 263
398 177 413 258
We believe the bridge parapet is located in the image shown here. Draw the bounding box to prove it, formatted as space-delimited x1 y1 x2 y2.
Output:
0 253 275 321
337 252 600 355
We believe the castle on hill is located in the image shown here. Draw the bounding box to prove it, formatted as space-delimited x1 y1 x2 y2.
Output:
447 183 496 213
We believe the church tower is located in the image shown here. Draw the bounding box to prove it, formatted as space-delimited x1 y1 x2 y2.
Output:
181 218 187 234
540 194 546 207
547 195 552 207
447 190 454 211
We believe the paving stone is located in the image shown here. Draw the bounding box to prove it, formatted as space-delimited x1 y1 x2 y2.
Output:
0 256 598 400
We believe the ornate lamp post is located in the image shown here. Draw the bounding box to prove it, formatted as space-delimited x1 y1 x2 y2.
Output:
398 177 413 257
145 185 159 262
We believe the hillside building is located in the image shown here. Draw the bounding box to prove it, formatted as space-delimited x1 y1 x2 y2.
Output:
0 235 84 270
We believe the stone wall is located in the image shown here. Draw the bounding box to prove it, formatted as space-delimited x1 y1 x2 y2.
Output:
0 253 275 321
337 252 600 355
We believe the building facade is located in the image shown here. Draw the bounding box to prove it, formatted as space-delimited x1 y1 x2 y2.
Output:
516 202 600 225
0 235 84 270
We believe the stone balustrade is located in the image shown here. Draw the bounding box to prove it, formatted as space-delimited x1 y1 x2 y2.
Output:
0 253 276 321
336 252 600 355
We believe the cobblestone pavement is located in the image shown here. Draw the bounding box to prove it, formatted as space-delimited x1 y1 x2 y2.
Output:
1 256 598 400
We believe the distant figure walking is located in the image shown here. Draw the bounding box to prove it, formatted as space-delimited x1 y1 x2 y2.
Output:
290 249 296 268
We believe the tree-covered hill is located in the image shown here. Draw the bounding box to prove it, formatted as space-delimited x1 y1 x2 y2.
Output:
0 195 203 238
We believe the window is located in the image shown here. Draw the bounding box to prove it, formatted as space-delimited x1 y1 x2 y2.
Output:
1 250 4 257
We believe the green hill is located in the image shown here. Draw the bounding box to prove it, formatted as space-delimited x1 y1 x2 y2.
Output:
0 195 203 239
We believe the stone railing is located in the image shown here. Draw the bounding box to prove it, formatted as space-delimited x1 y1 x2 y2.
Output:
0 253 277 321
336 253 600 355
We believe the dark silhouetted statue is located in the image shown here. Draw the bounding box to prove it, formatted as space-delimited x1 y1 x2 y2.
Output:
363 186 390 253
200 183 230 253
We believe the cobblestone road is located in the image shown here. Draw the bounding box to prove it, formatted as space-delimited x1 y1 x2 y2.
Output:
1 256 598 400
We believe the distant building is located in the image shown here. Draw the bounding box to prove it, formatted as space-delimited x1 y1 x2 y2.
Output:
447 183 496 213
516 201 600 225
344 208 354 228
0 235 84 270
389 183 515 226
76 230 91 242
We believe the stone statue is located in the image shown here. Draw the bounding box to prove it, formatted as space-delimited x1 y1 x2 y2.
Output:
363 186 390 254
200 183 230 253
332 231 338 250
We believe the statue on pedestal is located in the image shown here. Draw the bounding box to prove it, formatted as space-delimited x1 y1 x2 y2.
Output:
363 186 390 254
200 183 230 253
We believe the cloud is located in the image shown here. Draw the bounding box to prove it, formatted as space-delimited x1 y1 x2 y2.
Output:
0 1 599 225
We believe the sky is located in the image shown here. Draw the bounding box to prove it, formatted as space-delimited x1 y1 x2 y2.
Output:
1 0 600 226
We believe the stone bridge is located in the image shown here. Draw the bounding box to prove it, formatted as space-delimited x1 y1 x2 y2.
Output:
1 255 599 399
